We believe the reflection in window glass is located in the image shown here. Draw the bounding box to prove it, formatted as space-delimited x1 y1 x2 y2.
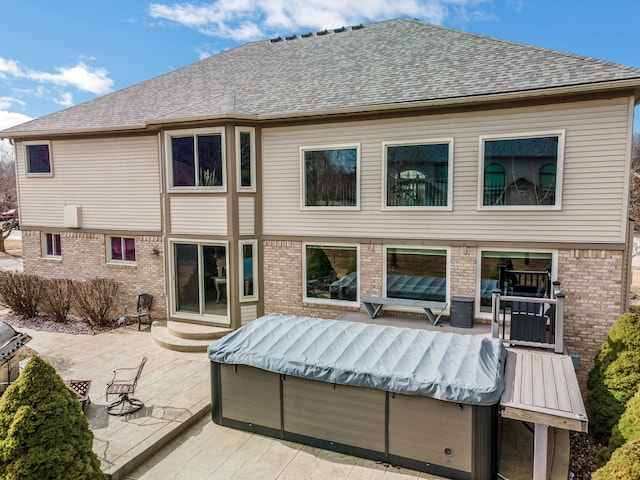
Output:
174 243 228 319
479 251 552 312
110 236 136 263
483 136 559 206
239 131 252 188
305 245 357 301
304 148 357 207
170 133 222 187
386 143 449 207
242 243 254 297
26 144 51 174
44 233 61 257
386 248 446 302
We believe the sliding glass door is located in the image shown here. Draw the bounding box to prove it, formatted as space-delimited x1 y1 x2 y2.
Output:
173 241 228 323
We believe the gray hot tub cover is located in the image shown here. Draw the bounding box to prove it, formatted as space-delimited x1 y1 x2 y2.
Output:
208 313 506 405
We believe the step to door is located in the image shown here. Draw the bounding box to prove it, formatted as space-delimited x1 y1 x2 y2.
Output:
151 320 233 352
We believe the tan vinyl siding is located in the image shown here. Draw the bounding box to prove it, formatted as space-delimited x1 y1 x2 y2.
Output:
240 304 258 325
16 136 160 231
169 196 227 235
238 197 255 236
263 98 631 244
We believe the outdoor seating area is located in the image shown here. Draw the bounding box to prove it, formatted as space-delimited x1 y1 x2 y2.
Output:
105 356 147 416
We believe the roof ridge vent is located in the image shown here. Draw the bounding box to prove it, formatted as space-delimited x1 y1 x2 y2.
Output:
301 32 313 38
270 36 282 43
285 34 297 41
316 29 329 36
351 24 364 30
334 26 346 33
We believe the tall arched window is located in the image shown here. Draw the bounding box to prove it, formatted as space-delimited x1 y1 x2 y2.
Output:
484 163 505 206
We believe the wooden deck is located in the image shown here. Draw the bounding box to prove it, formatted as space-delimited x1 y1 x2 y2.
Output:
500 348 587 480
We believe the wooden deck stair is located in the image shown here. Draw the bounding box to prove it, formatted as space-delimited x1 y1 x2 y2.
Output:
150 320 232 352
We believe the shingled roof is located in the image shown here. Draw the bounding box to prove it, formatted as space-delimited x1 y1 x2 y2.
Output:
4 17 640 136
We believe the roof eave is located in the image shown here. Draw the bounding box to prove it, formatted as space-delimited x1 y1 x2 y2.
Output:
2 77 639 139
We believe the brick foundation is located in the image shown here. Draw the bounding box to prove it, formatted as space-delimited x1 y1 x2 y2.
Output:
263 239 624 392
22 230 166 318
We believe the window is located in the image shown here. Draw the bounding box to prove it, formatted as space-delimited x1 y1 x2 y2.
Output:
25 142 52 176
384 140 452 209
167 128 225 190
304 244 358 302
239 240 258 301
479 250 554 313
108 236 136 264
236 127 256 192
172 242 229 323
385 247 448 302
42 233 61 258
480 132 563 208
302 145 359 208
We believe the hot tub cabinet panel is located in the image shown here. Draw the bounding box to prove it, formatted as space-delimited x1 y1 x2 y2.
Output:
211 361 497 480
212 363 282 437
283 375 386 454
388 393 498 479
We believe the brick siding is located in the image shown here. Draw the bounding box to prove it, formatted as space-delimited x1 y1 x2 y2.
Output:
22 230 166 318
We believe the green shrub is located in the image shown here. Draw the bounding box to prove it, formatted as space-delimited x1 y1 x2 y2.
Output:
592 439 640 480
597 386 640 465
72 278 120 326
40 278 74 322
0 272 42 317
0 356 104 479
587 312 640 436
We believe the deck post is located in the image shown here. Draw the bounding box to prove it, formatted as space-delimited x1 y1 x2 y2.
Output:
491 289 501 339
533 423 549 480
555 293 565 354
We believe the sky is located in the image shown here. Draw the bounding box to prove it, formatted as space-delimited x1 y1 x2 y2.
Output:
1 0 639 132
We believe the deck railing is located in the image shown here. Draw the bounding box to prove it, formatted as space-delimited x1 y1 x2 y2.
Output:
490 287 565 354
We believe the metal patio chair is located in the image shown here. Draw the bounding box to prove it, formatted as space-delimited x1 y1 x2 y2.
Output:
120 294 153 330
106 357 147 416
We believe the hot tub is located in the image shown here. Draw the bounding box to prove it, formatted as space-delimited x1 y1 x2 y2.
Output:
208 314 506 480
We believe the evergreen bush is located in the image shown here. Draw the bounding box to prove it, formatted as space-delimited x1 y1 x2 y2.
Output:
587 312 640 436
0 272 42 317
597 386 640 465
592 439 640 480
72 278 120 326
0 356 104 479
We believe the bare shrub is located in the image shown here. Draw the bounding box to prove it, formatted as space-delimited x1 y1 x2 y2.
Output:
72 279 120 326
40 278 73 323
0 272 42 317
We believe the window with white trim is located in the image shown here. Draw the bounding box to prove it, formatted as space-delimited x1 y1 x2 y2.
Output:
478 250 554 313
166 128 225 190
236 127 256 192
304 244 358 303
107 236 136 264
385 247 448 302
384 140 452 209
24 141 53 176
480 132 563 208
301 145 359 208
239 240 258 302
42 233 61 258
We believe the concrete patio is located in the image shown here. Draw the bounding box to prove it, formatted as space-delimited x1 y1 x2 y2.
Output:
6 315 570 480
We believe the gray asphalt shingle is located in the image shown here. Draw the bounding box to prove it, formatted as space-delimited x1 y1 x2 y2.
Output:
4 18 640 135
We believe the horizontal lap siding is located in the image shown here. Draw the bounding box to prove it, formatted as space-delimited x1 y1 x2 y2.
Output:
16 136 161 231
262 98 631 244
238 197 255 236
169 196 227 235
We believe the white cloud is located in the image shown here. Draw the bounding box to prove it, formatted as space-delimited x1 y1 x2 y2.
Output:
54 92 74 108
0 56 113 95
148 0 489 40
0 97 25 111
26 62 113 96
0 111 32 131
